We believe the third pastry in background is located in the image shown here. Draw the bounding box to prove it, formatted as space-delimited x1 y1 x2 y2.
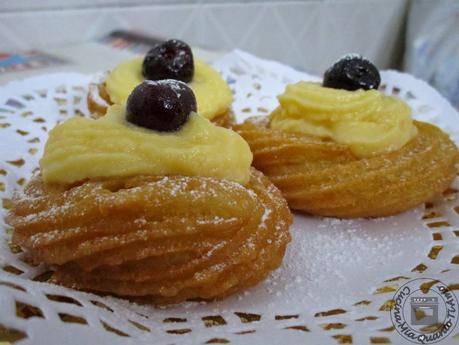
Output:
88 39 234 128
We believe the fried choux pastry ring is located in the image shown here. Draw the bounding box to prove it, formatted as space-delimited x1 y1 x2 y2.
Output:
9 169 291 304
235 118 457 218
234 55 458 218
8 80 292 304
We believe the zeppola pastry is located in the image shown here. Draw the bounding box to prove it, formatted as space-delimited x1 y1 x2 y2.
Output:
8 80 292 304
235 55 458 218
88 39 234 128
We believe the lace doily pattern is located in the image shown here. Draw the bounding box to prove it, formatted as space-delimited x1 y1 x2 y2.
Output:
0 51 459 345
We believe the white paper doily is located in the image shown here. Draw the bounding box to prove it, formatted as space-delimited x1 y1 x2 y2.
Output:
1 50 459 345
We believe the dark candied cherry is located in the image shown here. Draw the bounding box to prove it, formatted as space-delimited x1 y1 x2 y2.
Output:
142 39 194 83
126 79 197 132
323 54 381 91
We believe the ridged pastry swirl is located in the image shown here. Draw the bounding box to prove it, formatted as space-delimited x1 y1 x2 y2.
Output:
234 118 458 218
8 168 292 304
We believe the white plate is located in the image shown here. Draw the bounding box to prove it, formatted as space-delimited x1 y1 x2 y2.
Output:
0 50 458 345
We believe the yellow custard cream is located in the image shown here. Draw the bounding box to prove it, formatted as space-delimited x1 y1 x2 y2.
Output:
270 82 418 158
105 57 232 120
40 105 252 185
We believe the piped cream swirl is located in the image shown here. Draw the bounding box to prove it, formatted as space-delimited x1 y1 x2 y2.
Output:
40 105 252 185
270 81 418 157
105 57 232 120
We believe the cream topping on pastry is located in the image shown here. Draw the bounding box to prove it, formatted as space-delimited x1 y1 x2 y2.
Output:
105 57 233 120
270 81 418 158
40 105 252 185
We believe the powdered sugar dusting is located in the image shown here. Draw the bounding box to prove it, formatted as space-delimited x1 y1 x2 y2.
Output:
1 50 459 345
338 52 363 61
258 207 272 230
144 79 190 100
189 206 430 313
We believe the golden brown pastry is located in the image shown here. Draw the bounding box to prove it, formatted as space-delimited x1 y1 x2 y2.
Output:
235 118 457 218
234 56 458 218
8 79 292 304
9 169 291 304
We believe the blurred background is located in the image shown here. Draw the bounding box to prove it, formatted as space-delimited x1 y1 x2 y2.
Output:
0 0 458 107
